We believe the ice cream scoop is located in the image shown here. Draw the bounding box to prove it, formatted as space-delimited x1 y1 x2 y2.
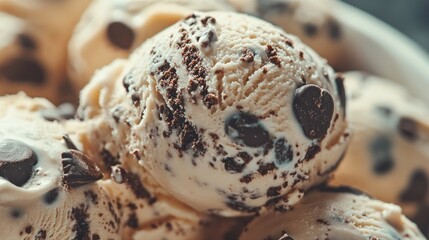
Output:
68 0 233 91
227 0 345 68
331 72 429 237
0 0 91 103
118 11 350 216
239 186 425 240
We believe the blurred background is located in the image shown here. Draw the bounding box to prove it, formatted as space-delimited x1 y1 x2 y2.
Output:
342 0 429 53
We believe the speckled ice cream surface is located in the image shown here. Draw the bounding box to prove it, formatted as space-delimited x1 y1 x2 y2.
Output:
331 72 429 237
77 59 251 239
239 186 425 240
68 0 233 91
121 11 350 216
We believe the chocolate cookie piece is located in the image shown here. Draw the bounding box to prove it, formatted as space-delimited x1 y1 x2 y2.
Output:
225 112 270 148
293 84 334 140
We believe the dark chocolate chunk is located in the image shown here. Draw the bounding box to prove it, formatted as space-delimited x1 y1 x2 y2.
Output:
293 84 334 140
35 230 46 240
126 172 152 200
304 145 321 161
303 23 318 37
274 138 293 165
267 186 282 197
400 170 428 202
0 57 46 84
398 117 418 141
222 157 245 174
335 75 346 116
411 204 429 238
62 150 103 188
17 33 37 50
106 21 135 49
225 112 270 148
100 148 120 169
43 188 60 205
257 162 277 176
63 134 78 150
0 140 38 186
370 136 394 175
327 18 342 40
25 225 32 234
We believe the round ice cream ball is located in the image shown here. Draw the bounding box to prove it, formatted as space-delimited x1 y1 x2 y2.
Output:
121 11 350 216
331 72 429 237
68 0 233 92
0 0 91 104
239 186 425 240
75 59 252 240
227 0 344 68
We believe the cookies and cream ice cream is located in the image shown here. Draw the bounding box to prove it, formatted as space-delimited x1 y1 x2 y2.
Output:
331 72 429 237
0 95 120 239
117 11 350 216
77 59 251 239
239 186 425 240
68 0 233 91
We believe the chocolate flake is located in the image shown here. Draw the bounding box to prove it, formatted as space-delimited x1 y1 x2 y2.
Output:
71 204 90 240
275 138 293 165
126 172 152 200
304 145 321 161
63 134 78 150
